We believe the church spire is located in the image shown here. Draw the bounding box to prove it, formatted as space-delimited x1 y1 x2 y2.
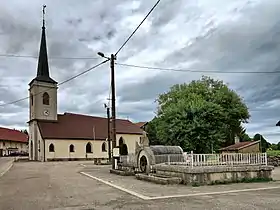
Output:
33 5 57 84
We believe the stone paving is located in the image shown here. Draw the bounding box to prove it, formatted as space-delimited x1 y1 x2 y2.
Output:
81 165 280 198
0 161 280 210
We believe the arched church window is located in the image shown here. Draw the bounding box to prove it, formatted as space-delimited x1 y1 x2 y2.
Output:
119 137 124 146
43 92 50 105
49 143 55 152
69 144 75 153
102 142 106 152
118 137 128 155
86 142 92 153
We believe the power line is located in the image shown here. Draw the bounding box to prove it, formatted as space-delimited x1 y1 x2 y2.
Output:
115 0 162 56
115 63 280 74
0 54 100 60
0 60 109 107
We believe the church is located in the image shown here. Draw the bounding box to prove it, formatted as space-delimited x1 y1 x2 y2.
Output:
28 15 144 162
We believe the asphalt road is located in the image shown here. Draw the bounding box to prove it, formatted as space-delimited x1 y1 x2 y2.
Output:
0 161 280 210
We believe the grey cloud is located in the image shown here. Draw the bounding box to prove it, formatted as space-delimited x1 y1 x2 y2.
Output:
1 0 280 143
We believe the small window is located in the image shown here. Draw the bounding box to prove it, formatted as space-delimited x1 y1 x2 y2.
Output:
69 144 75 153
86 142 92 153
30 94 34 106
102 142 106 152
49 143 54 152
43 92 50 105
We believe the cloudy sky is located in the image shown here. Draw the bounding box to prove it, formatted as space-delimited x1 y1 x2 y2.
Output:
0 0 280 143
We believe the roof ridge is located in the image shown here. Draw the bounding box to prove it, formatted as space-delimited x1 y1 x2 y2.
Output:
0 126 25 133
63 112 133 122
63 112 107 119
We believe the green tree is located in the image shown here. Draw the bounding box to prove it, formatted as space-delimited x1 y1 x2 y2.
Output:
270 143 279 150
253 134 271 152
145 117 161 145
237 126 252 142
151 76 250 153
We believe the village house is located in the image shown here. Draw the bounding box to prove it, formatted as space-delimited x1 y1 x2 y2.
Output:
0 127 28 156
135 122 148 131
28 15 144 162
219 141 261 153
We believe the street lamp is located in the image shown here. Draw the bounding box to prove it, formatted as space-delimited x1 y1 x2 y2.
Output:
97 52 110 60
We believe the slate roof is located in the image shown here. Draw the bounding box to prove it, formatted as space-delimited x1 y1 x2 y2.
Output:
0 127 28 143
29 23 57 85
38 112 143 140
219 140 260 151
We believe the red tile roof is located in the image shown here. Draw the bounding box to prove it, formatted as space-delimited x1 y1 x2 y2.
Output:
135 122 148 128
0 127 28 143
38 112 143 140
219 140 260 151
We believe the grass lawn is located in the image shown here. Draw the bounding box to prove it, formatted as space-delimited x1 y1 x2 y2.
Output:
267 150 280 157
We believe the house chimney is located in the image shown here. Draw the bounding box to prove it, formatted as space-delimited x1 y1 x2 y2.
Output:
234 135 240 144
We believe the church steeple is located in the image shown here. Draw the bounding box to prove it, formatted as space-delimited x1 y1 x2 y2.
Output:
31 5 57 84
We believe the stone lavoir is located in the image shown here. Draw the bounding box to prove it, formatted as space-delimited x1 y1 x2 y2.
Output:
112 137 274 186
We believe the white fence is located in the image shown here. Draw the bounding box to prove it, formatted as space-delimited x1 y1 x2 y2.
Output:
182 152 268 167
119 152 268 168
153 152 267 167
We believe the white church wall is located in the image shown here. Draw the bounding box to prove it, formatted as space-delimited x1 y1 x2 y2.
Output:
43 133 142 161
44 139 108 160
116 133 142 154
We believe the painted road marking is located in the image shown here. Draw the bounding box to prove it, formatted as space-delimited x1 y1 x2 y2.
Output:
80 171 280 201
80 172 150 200
80 164 87 167
148 186 280 200
0 161 13 178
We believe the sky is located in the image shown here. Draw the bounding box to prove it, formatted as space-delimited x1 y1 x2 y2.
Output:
0 0 280 143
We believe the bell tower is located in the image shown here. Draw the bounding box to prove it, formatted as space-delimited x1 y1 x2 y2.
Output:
28 5 58 161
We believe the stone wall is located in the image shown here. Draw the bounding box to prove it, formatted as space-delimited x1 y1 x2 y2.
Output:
153 164 274 185
268 156 280 167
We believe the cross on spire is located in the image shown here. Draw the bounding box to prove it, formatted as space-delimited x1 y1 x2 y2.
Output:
42 5 46 28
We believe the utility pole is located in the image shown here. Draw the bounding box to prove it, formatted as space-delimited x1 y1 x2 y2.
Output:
97 52 117 169
110 54 117 169
104 104 111 162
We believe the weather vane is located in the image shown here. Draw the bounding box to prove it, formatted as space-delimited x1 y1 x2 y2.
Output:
42 5 46 28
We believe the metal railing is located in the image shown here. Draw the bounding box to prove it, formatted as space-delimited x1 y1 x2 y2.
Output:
182 152 268 167
119 152 268 168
